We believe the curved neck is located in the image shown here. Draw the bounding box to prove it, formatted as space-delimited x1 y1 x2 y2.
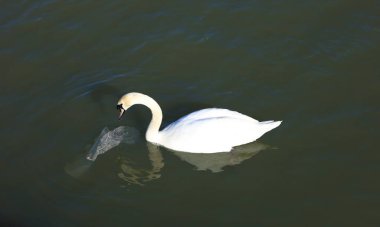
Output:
133 94 163 143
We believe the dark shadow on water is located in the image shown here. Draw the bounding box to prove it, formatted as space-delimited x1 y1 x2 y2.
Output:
64 155 94 179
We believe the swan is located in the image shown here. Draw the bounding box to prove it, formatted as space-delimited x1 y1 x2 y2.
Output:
116 92 282 153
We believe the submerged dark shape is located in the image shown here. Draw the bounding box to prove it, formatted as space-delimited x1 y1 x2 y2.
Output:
64 126 139 178
87 126 139 161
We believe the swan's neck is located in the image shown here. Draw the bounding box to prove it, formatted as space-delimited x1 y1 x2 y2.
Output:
137 94 162 143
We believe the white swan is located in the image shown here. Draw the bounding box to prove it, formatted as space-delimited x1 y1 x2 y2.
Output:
117 92 282 153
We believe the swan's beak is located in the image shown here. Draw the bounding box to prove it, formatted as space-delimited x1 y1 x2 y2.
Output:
118 109 125 120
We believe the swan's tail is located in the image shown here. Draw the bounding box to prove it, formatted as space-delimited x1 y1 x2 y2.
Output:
259 120 282 134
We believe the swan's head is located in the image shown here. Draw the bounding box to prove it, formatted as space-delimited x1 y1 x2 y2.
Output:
117 93 133 120
116 92 145 120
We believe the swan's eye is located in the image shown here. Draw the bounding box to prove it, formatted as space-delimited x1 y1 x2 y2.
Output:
116 104 123 110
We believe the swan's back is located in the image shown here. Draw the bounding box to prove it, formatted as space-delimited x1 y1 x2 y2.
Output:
159 108 281 153
171 108 258 123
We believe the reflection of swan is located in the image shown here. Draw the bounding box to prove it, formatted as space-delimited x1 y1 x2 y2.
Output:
118 143 269 182
117 92 282 153
118 143 164 186
65 127 272 184
170 142 269 172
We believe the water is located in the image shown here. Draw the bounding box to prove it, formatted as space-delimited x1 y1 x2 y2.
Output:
1 0 379 226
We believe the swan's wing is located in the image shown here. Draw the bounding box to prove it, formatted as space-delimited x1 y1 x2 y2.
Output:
160 117 264 153
174 108 258 123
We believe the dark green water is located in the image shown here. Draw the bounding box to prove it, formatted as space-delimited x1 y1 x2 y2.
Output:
1 1 379 226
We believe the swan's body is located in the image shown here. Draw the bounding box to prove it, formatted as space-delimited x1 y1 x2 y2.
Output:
117 92 281 153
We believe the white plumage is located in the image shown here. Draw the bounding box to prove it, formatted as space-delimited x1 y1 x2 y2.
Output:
117 92 281 153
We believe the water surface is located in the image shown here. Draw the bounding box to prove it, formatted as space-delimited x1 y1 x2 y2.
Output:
1 1 379 226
